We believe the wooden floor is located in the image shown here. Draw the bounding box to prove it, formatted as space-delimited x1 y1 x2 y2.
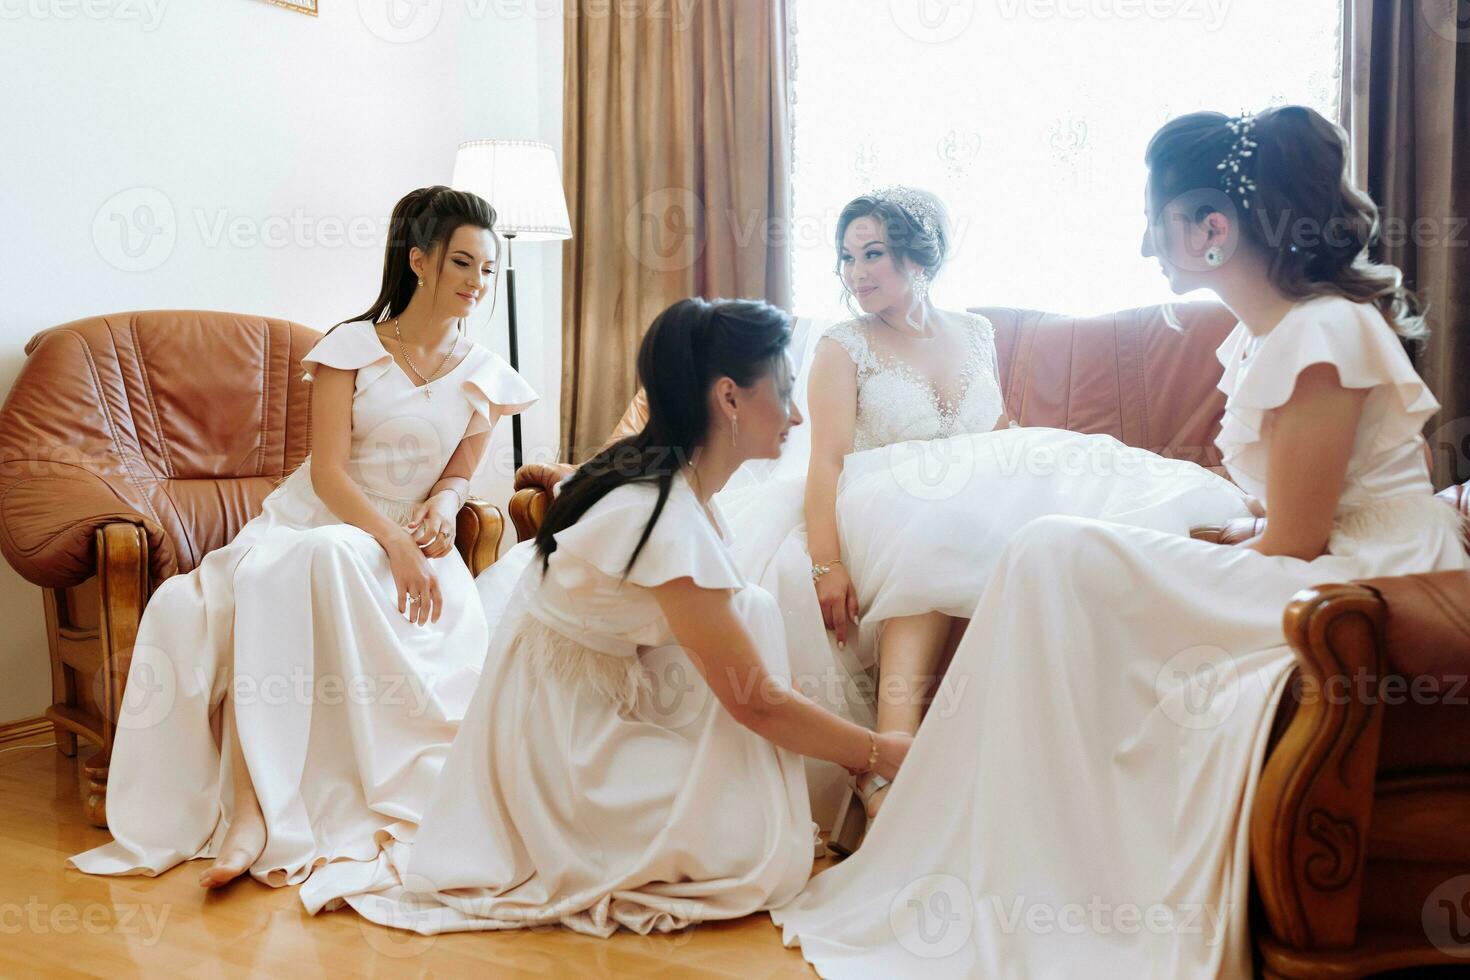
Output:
0 734 829 977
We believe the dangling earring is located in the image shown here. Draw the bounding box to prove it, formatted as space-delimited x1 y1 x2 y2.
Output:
1203 246 1224 268
911 268 931 302
417 277 424 286
730 413 739 447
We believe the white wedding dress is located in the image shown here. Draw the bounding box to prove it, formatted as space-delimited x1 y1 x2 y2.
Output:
769 296 1469 978
69 320 537 885
299 472 816 934
716 312 1257 821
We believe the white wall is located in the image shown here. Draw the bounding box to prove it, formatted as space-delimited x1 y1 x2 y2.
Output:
0 0 565 725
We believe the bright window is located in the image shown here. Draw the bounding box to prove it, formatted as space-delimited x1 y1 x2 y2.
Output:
789 0 1342 318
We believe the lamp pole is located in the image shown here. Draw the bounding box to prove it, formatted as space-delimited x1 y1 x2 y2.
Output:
503 231 524 471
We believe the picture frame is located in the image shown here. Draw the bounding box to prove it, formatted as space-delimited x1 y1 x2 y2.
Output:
261 0 317 14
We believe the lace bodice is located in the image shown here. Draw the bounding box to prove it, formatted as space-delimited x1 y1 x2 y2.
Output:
822 313 1005 451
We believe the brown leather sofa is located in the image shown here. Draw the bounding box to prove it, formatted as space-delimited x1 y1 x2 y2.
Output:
0 311 506 828
508 302 1470 978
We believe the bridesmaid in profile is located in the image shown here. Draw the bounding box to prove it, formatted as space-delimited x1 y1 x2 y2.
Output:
771 105 1469 978
303 298 914 936
70 185 538 890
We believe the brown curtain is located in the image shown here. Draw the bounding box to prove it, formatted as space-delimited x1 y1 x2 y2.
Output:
559 0 793 462
1341 0 1470 488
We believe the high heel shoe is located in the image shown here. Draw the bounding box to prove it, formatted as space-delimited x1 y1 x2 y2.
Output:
826 773 890 858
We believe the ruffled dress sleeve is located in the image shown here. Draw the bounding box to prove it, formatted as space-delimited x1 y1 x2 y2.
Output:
300 321 395 391
461 348 539 437
1215 296 1439 470
550 480 744 591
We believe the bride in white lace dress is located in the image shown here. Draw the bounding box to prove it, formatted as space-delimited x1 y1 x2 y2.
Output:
717 187 1256 849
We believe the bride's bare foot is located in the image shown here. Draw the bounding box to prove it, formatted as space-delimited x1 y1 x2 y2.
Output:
198 801 266 889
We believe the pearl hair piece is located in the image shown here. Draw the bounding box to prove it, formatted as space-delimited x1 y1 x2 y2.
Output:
1217 113 1260 209
868 185 942 241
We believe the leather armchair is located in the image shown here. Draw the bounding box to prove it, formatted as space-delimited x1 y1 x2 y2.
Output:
0 311 506 827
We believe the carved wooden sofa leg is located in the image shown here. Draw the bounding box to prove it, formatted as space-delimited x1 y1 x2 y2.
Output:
1251 583 1386 979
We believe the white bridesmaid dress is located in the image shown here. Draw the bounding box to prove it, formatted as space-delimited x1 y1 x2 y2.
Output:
69 319 537 885
769 296 1468 978
300 472 816 936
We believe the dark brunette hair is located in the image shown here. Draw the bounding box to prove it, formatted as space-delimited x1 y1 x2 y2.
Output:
1145 106 1424 340
337 185 500 332
535 297 792 577
834 189 948 315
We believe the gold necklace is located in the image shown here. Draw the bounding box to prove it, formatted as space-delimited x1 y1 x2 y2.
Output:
392 318 461 399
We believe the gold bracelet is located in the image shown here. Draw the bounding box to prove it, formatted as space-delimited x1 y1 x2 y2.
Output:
811 557 844 582
851 729 879 776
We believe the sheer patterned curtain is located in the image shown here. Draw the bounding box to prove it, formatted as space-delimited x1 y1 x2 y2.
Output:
789 0 1341 319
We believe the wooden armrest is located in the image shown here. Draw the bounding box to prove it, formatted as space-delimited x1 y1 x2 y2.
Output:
515 462 576 495
1190 516 1265 546
509 487 550 543
1251 582 1388 952
454 499 504 578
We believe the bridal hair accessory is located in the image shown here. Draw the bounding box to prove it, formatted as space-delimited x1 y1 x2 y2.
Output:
869 185 941 241
1216 113 1259 210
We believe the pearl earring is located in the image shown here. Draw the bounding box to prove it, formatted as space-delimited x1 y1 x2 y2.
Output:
1204 246 1224 268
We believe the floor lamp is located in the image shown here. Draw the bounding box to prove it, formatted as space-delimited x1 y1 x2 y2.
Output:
451 139 572 471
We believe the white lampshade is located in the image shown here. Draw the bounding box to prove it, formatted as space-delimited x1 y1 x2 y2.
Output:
451 139 572 242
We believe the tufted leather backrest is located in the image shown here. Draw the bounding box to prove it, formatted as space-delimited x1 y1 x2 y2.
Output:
0 311 321 588
973 301 1240 474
